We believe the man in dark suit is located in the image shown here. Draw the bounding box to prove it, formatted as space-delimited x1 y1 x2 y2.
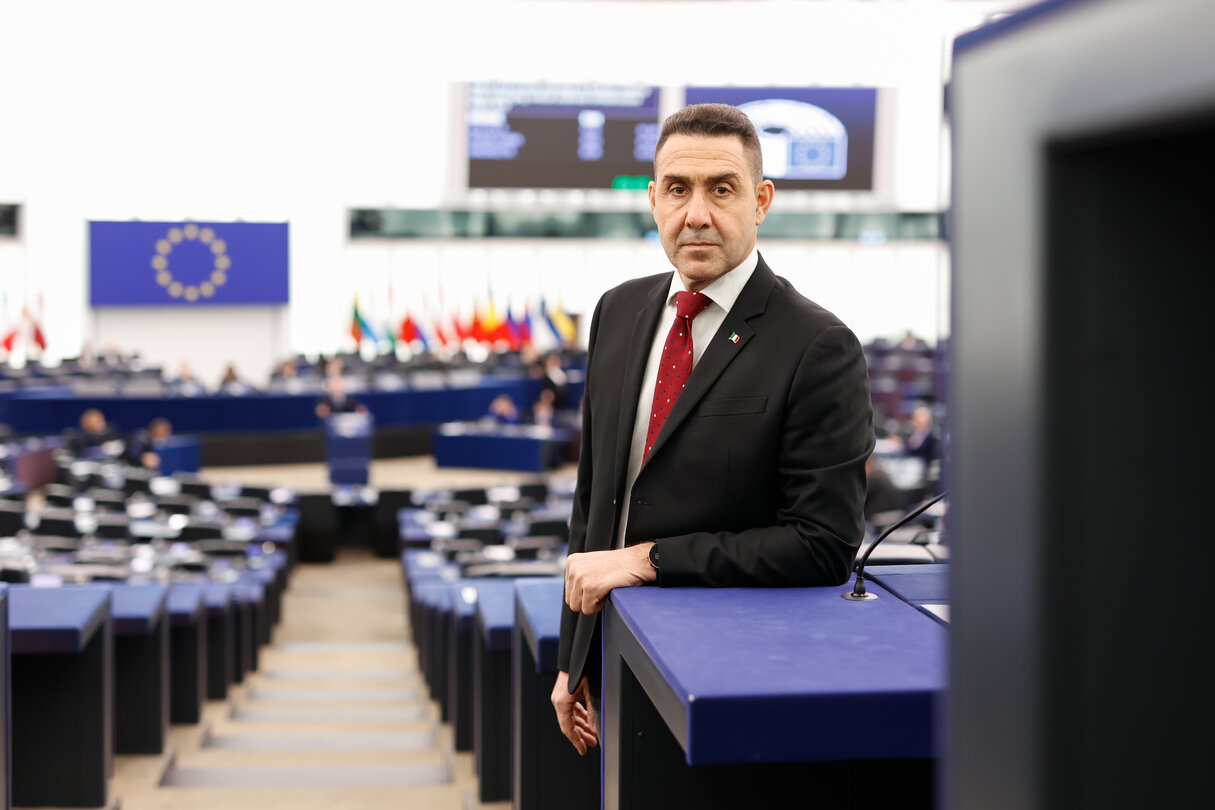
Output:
552 104 875 756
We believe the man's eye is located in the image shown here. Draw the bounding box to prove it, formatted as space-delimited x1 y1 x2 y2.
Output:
714 186 730 195
670 186 687 195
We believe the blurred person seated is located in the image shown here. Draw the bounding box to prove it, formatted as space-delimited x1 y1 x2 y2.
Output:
529 388 557 427
172 361 208 397
123 417 174 469
863 454 906 525
218 362 254 396
486 393 520 425
64 408 124 458
896 329 930 353
268 358 309 394
901 403 941 466
315 374 365 419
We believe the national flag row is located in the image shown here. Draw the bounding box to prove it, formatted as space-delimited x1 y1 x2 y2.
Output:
349 297 577 353
1 295 49 356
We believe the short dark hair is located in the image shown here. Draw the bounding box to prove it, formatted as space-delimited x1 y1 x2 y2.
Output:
653 103 764 186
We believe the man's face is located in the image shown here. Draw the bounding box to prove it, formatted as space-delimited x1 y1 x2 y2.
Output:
649 133 774 292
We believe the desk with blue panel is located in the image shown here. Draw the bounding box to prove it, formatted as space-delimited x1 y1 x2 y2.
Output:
602 580 945 810
168 582 207 724
9 585 114 808
868 563 950 625
432 422 578 472
412 580 453 717
472 579 519 804
0 375 541 436
448 581 478 752
153 435 202 475
514 578 597 810
325 412 373 485
205 583 236 700
112 583 170 755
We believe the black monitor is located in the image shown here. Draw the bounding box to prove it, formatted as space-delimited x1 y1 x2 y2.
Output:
464 81 661 190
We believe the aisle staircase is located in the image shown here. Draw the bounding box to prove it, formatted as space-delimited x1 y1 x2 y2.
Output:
106 549 507 810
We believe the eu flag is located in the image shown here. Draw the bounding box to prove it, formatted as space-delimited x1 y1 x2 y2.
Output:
89 221 289 306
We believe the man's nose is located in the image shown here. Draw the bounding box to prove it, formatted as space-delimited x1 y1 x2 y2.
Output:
685 190 712 229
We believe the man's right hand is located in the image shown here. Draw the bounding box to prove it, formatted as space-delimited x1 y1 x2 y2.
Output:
551 670 598 755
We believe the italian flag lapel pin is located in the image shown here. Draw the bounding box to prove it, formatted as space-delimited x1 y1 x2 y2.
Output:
729 332 740 344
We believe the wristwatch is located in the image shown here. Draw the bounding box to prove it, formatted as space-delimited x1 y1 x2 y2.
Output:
648 543 661 572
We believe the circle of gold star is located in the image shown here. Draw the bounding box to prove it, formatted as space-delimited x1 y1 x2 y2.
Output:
150 223 229 300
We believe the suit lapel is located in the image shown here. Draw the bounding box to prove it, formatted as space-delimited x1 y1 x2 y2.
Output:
611 275 670 500
641 257 776 468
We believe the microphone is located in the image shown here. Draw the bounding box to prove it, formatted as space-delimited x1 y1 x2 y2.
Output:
842 489 949 601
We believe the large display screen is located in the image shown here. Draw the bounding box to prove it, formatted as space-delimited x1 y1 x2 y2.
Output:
465 82 662 190
684 87 877 191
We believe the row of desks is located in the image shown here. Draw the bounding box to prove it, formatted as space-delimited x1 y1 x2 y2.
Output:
404 550 950 810
0 546 291 809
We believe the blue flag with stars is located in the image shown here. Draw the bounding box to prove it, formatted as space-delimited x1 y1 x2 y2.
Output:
89 221 289 306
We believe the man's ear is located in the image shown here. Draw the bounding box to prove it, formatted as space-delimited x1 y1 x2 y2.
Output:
754 180 775 226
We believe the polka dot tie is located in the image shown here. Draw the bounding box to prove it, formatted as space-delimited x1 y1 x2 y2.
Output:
643 291 713 463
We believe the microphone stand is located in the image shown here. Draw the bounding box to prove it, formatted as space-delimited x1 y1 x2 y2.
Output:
842 489 949 601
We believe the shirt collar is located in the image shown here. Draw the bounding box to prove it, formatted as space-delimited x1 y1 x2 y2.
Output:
665 247 759 312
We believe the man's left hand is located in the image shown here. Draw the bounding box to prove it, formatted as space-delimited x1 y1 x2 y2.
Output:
564 542 656 614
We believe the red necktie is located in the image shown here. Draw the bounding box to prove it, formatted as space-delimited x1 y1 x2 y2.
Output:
643 291 713 462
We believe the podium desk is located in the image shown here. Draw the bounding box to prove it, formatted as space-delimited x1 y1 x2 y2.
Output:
167 583 207 724
204 584 236 700
472 579 519 804
325 413 373 486
154 435 201 476
112 584 170 754
412 581 453 715
10 585 114 808
256 523 297 572
448 581 478 752
234 580 266 674
868 564 950 625
433 422 577 472
513 578 598 810
603 580 945 810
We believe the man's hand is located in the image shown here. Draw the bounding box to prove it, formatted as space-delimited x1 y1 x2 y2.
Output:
552 670 598 755
564 542 656 615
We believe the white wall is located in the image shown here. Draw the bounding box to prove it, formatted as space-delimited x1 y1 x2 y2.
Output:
0 0 1024 384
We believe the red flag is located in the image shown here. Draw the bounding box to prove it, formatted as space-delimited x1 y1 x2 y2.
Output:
1 329 17 353
518 305 533 349
398 315 419 344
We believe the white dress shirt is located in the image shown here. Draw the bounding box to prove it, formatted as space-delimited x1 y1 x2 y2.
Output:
614 248 759 548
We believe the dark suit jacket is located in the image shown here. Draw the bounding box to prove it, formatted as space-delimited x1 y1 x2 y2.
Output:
558 255 875 688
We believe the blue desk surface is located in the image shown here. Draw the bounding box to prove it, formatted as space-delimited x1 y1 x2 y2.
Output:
472 580 519 652
111 584 169 636
610 578 946 765
402 550 462 587
514 578 564 673
868 564 950 608
168 582 206 625
205 583 234 614
450 581 480 619
414 580 454 611
10 585 112 654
